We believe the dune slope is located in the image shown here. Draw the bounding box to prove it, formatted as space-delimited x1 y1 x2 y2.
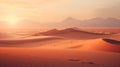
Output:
32 28 110 39
72 38 120 53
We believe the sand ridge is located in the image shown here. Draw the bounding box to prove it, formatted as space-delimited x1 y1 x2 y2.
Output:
0 28 120 67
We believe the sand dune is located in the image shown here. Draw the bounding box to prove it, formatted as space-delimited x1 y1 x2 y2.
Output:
0 32 119 53
0 36 62 47
108 34 120 40
34 37 120 53
103 38 120 45
32 28 111 39
0 28 120 67
0 38 120 67
70 38 120 53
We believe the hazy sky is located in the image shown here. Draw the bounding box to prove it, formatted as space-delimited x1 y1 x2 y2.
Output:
0 0 120 23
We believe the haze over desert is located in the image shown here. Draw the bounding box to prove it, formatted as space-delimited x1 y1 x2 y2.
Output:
0 0 120 67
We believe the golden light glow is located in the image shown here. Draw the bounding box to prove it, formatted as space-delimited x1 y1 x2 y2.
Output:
4 15 20 26
0 0 119 23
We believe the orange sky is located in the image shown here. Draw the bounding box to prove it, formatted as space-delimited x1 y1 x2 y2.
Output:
0 0 120 23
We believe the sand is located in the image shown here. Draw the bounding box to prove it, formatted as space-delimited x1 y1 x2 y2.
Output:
0 28 120 67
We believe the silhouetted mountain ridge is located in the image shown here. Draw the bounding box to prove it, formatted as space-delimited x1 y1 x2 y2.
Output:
56 17 120 27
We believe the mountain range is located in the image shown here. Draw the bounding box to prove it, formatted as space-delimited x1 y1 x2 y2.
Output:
53 17 120 28
1 17 120 28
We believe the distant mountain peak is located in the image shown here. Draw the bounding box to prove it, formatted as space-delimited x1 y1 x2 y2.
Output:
89 17 104 20
62 17 81 23
65 17 75 20
106 17 120 21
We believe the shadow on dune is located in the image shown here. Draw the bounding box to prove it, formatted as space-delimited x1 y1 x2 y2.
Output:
32 28 112 39
103 38 120 45
69 38 120 53
0 37 62 47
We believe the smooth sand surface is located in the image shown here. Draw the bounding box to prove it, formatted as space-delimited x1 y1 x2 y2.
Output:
0 29 120 67
0 48 120 67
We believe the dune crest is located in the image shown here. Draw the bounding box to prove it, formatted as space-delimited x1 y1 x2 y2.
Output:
78 38 120 53
32 28 111 39
103 38 120 45
0 36 62 47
